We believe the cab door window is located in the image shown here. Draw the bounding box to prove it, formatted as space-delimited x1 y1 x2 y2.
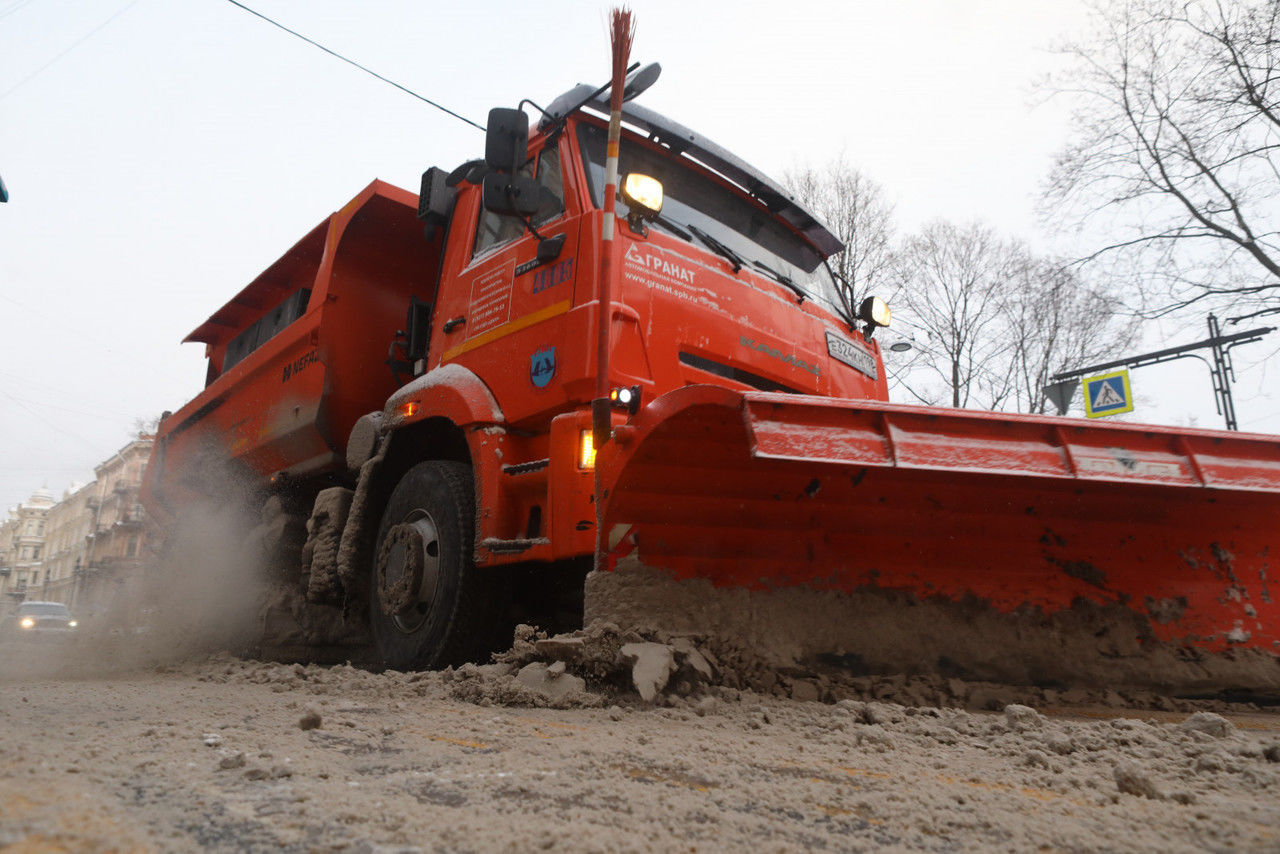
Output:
472 146 566 259
531 147 565 226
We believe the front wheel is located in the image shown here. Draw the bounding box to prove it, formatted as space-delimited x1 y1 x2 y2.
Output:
370 460 507 670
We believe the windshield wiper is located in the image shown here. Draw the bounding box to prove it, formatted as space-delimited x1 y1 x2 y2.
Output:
646 213 693 242
687 224 745 275
749 260 807 304
680 223 809 304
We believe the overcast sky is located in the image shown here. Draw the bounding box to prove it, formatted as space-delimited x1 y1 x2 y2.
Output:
2 0 1277 511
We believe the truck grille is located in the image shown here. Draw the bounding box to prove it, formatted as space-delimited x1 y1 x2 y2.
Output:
679 352 801 394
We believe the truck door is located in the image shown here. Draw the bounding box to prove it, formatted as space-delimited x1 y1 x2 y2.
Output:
434 141 579 421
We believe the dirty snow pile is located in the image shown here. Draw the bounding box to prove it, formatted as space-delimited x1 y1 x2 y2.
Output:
431 621 1269 715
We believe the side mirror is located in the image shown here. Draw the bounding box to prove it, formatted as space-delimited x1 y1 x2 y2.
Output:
485 108 529 174
386 296 434 383
482 172 544 218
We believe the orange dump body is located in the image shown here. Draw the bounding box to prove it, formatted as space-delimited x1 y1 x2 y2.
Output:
600 386 1280 655
145 181 438 520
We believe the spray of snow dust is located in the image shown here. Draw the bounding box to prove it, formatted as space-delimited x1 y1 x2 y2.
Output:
0 471 269 682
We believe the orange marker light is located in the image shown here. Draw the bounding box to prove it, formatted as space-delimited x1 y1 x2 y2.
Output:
397 400 420 418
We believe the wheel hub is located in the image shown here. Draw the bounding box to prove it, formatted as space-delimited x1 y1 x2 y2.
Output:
375 511 441 631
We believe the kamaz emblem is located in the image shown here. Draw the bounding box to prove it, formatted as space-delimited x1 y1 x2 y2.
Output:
740 336 820 376
530 347 556 389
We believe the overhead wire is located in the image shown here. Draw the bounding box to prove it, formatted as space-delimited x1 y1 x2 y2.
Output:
0 389 107 454
221 0 486 132
0 293 194 389
0 379 145 505
0 0 41 23
0 381 140 420
0 293 184 491
0 0 142 102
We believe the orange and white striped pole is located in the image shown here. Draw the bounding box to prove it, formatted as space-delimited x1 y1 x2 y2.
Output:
593 6 634 447
594 6 634 571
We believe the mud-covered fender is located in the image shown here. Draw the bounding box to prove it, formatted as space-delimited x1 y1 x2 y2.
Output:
345 411 384 472
337 365 508 601
385 365 512 557
383 363 504 431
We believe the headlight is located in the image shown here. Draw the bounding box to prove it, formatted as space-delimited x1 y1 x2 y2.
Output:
622 173 663 218
68 620 78 628
579 429 597 470
20 617 34 629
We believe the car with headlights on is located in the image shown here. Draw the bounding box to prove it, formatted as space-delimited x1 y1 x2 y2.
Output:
7 601 78 640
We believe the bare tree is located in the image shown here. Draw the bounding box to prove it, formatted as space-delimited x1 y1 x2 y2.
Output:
1003 259 1141 413
1046 0 1280 322
133 415 161 440
786 159 1136 413
889 222 1138 412
784 157 897 303
891 221 1022 408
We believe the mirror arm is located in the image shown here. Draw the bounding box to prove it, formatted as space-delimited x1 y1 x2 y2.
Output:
446 158 487 187
829 266 860 332
518 98 552 121
521 216 547 242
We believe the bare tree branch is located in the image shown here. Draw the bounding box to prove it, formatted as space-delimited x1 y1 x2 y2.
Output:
783 157 898 305
1045 0 1280 319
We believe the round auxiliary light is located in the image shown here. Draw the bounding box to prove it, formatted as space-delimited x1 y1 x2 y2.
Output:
621 173 663 218
858 295 892 329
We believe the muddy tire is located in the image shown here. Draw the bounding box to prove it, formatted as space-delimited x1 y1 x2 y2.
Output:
251 493 368 663
370 461 506 670
255 495 307 576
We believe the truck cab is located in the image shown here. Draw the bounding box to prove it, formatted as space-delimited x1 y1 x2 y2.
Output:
430 84 885 426
383 84 887 566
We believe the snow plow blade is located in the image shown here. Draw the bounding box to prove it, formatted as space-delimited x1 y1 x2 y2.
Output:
596 385 1280 695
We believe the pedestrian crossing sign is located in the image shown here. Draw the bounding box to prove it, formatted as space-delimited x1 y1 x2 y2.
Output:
1083 369 1134 418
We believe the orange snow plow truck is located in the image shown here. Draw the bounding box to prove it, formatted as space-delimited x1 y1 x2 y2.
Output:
142 71 1280 696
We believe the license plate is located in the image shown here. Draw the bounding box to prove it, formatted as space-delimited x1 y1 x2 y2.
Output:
826 331 877 380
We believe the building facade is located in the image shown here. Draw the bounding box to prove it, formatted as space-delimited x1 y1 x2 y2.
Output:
0 487 55 609
0 436 153 619
41 481 97 605
75 437 152 619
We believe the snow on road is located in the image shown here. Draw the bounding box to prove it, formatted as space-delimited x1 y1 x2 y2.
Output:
2 654 1278 852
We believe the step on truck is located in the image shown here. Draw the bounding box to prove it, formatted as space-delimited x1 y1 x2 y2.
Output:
142 67 1280 695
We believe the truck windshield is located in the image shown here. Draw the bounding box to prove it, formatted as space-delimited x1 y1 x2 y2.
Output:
576 122 844 314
